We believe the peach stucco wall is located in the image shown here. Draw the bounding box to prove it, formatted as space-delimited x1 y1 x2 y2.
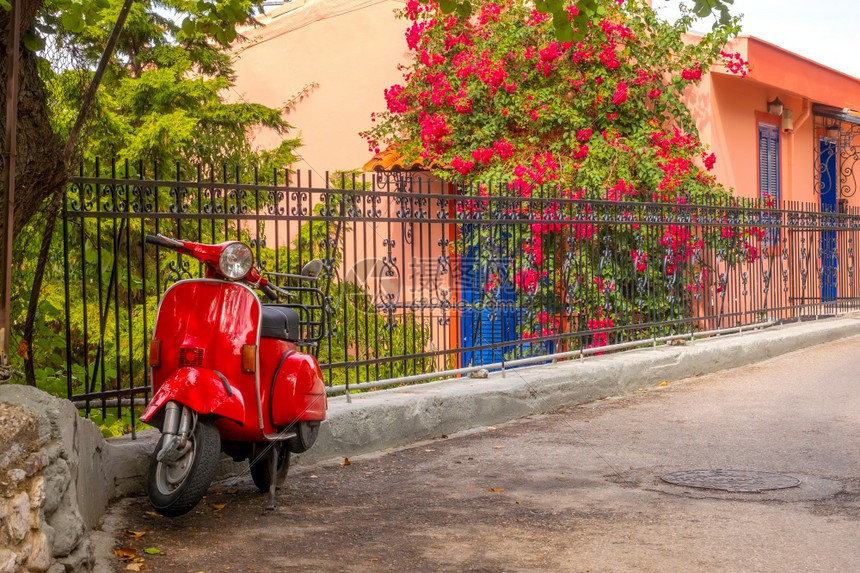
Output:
231 0 410 176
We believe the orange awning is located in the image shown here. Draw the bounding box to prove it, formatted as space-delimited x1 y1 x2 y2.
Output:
362 148 439 172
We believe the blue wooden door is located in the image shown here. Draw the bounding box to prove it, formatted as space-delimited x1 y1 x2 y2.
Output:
459 244 515 367
819 138 838 302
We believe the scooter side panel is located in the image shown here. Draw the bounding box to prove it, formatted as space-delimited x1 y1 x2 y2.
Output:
148 280 262 432
269 352 327 426
140 367 246 425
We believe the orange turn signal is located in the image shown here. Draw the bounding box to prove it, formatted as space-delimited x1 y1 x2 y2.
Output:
149 339 161 368
241 344 257 373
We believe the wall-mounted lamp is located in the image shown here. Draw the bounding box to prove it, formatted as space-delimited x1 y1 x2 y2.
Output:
767 97 784 117
826 124 840 140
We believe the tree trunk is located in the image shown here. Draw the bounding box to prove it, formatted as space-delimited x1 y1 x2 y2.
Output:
0 4 69 240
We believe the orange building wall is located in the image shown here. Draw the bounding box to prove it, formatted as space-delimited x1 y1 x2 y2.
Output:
231 0 410 175
687 36 860 207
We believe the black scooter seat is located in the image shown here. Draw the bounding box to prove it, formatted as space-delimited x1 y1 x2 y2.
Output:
261 305 301 342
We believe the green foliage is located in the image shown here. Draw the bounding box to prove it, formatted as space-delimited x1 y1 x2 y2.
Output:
423 0 737 35
86 410 149 438
14 0 308 419
39 0 299 171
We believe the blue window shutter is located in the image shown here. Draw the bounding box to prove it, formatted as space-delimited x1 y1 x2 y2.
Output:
758 123 780 201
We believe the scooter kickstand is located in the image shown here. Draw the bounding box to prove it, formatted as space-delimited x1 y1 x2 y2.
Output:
265 448 278 511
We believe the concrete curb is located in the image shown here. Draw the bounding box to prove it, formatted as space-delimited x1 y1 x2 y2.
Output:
105 316 860 495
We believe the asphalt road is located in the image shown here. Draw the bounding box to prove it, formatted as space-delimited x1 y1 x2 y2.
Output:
102 335 860 572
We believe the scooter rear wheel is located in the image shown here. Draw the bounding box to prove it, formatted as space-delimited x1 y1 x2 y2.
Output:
147 419 220 517
249 443 290 493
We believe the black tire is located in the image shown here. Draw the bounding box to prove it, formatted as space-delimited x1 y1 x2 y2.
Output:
249 443 290 493
286 421 320 454
147 419 221 517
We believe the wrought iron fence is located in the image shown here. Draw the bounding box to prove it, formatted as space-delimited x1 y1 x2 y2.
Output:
60 160 860 429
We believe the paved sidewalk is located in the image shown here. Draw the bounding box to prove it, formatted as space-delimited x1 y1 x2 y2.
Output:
106 315 860 496
102 324 860 572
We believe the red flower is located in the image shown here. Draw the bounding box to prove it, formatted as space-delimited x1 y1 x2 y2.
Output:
681 63 703 81
611 81 628 105
575 128 593 142
493 139 515 160
451 155 475 176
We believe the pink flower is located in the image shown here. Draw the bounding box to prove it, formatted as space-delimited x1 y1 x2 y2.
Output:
611 81 628 105
575 128 593 142
681 63 703 81
384 84 408 113
493 139 515 160
631 251 648 272
471 147 494 164
451 155 474 176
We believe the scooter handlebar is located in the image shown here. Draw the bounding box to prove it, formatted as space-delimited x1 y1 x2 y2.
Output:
259 281 279 302
145 234 184 249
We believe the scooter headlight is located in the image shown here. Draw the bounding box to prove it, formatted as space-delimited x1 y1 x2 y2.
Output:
219 242 254 280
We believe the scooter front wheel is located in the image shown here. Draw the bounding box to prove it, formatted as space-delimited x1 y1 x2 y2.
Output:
147 418 220 517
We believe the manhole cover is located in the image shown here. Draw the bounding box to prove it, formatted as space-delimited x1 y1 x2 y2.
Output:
661 470 801 493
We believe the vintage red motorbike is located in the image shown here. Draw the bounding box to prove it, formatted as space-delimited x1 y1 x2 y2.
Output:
139 234 327 516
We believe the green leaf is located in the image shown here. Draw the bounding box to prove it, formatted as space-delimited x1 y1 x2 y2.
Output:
545 0 563 13
0 0 11 11
455 0 472 19
143 547 162 555
181 17 195 37
60 10 86 34
693 1 713 18
23 32 45 52
553 13 574 42
437 0 455 13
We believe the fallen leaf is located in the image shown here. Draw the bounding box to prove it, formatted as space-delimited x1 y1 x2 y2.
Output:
144 511 162 518
124 530 147 539
309 474 319 479
659 381 670 387
115 548 137 561
424 449 436 452
492 446 505 450
212 503 227 511
341 458 351 466
143 547 162 555
227 488 238 494
487 426 496 430
125 564 145 572
487 487 504 492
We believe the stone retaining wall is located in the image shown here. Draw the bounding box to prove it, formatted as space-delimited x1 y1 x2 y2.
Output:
0 385 113 573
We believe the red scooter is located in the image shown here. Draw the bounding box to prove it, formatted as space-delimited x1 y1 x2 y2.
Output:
140 234 327 516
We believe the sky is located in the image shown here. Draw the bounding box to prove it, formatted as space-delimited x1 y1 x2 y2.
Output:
653 0 860 79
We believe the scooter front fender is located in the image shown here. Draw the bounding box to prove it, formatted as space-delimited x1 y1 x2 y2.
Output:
140 367 246 427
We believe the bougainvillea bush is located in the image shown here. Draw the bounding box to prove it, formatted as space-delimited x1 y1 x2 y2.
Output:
363 0 757 354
